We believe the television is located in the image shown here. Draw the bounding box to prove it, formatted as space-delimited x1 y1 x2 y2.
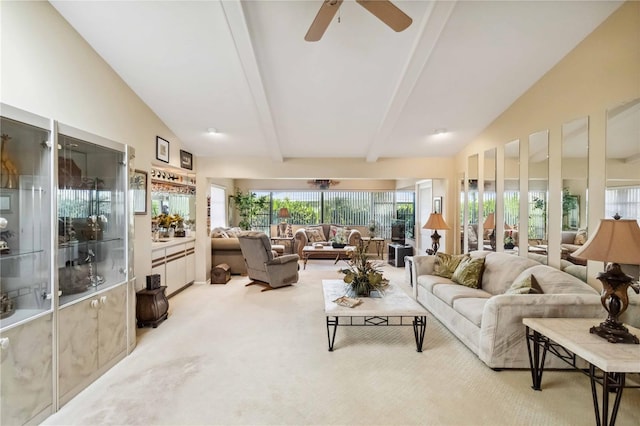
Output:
391 219 405 245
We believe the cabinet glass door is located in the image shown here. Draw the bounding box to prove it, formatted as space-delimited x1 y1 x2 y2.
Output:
0 113 52 329
57 130 127 306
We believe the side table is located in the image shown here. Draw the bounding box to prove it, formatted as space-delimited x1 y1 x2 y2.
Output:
361 237 385 258
136 286 169 328
270 237 295 254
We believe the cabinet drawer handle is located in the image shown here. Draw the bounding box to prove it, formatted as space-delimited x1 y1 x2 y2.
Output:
100 296 107 305
90 299 99 309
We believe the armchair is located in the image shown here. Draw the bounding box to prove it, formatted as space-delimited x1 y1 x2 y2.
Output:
237 232 300 291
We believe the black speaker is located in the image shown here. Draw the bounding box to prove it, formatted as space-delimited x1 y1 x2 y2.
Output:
146 274 161 290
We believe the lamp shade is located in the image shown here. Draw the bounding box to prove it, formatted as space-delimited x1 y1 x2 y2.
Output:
572 218 640 264
277 208 290 219
423 213 451 230
483 213 495 230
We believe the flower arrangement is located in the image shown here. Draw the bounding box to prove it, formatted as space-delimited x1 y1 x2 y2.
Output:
338 240 389 297
154 213 184 229
330 227 347 246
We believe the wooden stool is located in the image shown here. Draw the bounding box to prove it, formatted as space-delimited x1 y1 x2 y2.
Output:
136 286 168 328
211 263 231 284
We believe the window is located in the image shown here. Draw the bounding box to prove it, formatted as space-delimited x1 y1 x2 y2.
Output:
246 190 415 238
606 186 640 222
209 186 226 230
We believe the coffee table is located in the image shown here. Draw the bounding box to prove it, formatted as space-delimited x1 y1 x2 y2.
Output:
322 280 427 352
524 318 640 426
302 245 354 269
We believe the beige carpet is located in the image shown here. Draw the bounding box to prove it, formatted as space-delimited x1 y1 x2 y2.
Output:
43 260 640 425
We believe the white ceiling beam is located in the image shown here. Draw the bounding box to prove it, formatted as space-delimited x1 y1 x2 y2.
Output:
365 0 457 162
221 0 283 162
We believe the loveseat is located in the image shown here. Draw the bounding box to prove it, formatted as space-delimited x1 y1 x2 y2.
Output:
410 251 608 369
294 224 361 258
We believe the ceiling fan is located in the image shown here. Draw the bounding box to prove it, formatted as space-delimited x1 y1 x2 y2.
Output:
305 0 412 42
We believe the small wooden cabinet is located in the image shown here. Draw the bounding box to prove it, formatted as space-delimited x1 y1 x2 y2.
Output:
136 286 169 328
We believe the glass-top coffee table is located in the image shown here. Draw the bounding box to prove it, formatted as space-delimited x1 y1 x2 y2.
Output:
322 279 427 352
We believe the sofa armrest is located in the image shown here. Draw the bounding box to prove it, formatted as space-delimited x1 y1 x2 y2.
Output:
478 293 604 368
347 229 361 246
294 229 308 257
211 238 240 251
411 255 436 299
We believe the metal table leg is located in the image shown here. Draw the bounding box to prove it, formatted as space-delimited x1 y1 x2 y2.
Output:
326 316 338 351
526 326 548 390
590 364 625 426
413 316 426 352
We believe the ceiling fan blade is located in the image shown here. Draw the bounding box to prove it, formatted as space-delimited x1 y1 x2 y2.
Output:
305 0 344 42
356 0 412 32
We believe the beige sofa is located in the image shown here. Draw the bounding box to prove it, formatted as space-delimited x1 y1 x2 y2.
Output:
211 227 247 275
410 251 609 369
294 224 361 258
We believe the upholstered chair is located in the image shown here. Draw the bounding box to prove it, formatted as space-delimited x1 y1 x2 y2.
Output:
237 232 300 291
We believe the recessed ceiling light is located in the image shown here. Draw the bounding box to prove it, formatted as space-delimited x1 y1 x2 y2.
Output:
433 128 447 135
207 127 218 134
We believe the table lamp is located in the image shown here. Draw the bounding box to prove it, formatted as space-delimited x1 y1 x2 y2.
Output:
483 213 496 250
277 207 290 237
572 215 640 344
423 213 450 254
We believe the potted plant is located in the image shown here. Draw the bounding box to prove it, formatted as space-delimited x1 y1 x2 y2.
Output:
367 219 378 238
339 240 389 297
331 227 347 248
230 189 268 230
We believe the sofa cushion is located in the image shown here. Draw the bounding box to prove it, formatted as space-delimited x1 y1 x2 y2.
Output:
516 265 598 295
434 253 468 279
433 283 492 307
451 256 485 289
417 274 455 293
211 227 229 238
480 252 540 295
574 228 588 245
305 227 326 242
505 274 543 294
453 298 489 327
328 225 346 241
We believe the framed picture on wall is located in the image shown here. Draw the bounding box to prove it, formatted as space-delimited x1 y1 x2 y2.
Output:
156 136 169 163
433 196 442 214
131 170 148 215
180 149 193 170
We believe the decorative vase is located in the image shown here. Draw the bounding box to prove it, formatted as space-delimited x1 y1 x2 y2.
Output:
332 242 346 248
504 242 515 249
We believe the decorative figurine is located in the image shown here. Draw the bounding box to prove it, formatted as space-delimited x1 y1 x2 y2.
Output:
1 134 19 189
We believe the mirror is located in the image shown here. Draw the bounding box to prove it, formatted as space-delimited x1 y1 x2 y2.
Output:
466 154 479 252
151 182 196 235
606 98 640 280
561 117 589 281
483 148 497 250
528 130 549 263
504 140 520 254
458 173 465 254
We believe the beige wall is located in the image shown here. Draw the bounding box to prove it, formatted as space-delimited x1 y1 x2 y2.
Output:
454 1 640 286
0 1 192 289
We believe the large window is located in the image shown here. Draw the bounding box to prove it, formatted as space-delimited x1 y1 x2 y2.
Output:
606 186 640 222
248 190 415 238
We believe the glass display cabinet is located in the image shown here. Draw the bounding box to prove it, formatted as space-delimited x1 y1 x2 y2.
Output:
0 112 52 328
57 127 127 306
0 106 55 425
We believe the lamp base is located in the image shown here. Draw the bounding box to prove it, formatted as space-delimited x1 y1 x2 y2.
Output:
590 322 639 344
431 230 441 254
591 263 640 345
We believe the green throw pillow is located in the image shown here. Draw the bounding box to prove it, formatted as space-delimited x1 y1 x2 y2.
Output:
505 274 544 295
451 256 485 289
434 253 468 279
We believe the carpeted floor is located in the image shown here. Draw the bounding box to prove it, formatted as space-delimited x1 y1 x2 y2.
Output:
43 260 640 425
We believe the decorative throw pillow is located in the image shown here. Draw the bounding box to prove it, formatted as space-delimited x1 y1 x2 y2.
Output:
505 274 544 294
574 229 588 245
451 257 485 289
329 225 345 241
305 228 326 243
433 253 468 279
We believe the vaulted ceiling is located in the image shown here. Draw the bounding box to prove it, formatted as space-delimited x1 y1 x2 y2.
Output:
50 0 622 162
